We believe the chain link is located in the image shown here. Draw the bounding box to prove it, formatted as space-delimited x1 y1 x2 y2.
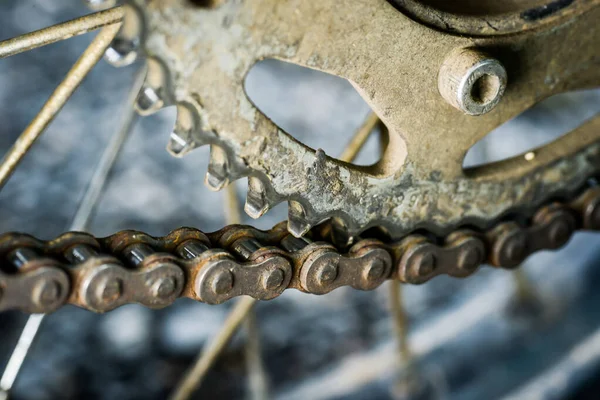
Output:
0 184 599 314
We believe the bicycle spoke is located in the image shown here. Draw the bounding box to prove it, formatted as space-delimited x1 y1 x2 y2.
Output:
70 65 146 231
0 7 123 59
390 272 426 398
0 65 144 400
508 267 542 320
0 22 121 190
339 112 379 163
0 314 44 400
389 282 412 368
224 182 243 227
513 269 535 301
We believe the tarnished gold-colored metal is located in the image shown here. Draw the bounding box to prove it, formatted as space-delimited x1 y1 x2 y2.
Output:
0 7 123 59
389 282 411 366
128 0 600 239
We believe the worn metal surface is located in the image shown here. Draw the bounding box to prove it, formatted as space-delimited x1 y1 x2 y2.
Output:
437 48 507 115
1 182 600 313
124 0 600 239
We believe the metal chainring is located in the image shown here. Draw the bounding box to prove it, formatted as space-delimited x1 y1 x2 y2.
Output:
119 0 599 239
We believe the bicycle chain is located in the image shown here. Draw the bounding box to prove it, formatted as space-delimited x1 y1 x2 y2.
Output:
1 184 599 314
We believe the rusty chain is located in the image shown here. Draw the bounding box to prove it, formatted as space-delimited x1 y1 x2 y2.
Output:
1 183 599 314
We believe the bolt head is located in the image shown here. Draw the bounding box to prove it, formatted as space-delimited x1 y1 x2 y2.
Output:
152 276 177 298
317 260 338 285
263 269 285 291
211 270 234 295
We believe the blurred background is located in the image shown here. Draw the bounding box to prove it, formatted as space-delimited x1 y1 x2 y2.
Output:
1 2 600 399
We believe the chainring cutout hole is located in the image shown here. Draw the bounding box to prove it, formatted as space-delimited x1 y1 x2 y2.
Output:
463 89 600 170
244 59 388 168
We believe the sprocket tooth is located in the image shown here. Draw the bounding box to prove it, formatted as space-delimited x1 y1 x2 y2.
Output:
167 103 212 157
105 37 138 67
287 201 312 237
205 145 231 191
245 177 273 219
168 129 192 157
135 84 163 115
134 58 169 116
104 5 140 67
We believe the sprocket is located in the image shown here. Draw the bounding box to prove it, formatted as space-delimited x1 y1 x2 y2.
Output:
120 0 600 238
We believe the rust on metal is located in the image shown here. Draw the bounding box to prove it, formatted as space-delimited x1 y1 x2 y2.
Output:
1 182 599 313
125 0 600 239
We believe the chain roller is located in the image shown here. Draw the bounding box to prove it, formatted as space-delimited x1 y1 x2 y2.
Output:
0 185 599 314
396 230 486 284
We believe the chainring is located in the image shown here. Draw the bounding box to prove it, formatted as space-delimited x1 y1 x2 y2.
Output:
122 0 600 238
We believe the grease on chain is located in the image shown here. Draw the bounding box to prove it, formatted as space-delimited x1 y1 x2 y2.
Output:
0 185 599 314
